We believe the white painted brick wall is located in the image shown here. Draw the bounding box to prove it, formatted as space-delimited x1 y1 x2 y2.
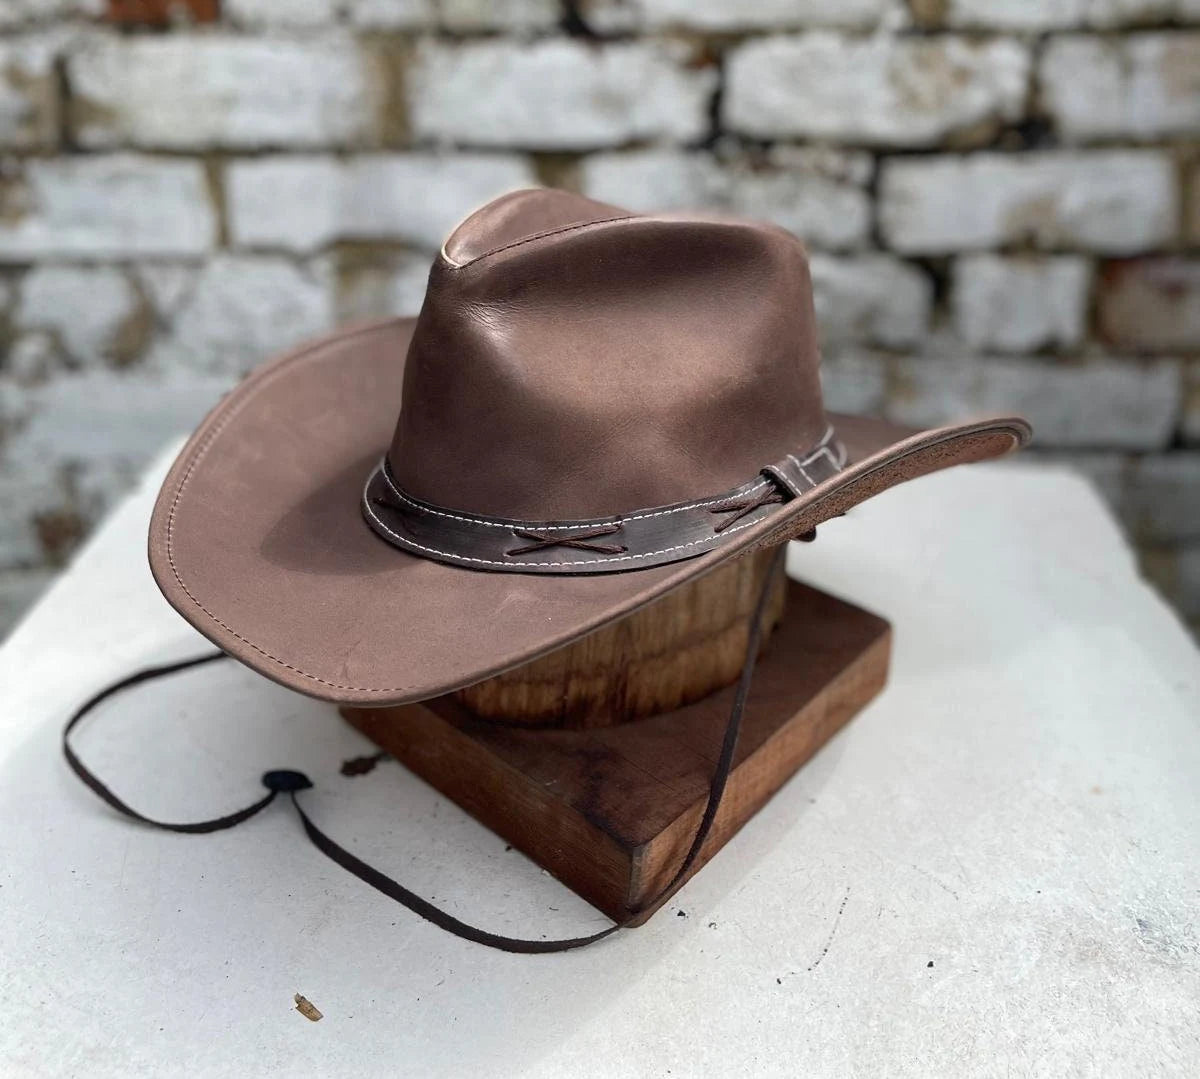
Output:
1041 34 1200 141
439 0 558 31
820 354 889 415
4 332 58 389
68 35 387 150
581 151 726 214
732 167 872 252
952 255 1091 352
0 367 235 569
17 266 140 363
408 40 717 149
349 0 437 28
724 34 1030 146
7 368 237 468
0 156 217 260
223 0 343 28
810 255 933 348
333 250 431 322
580 149 872 250
134 265 198 325
625 0 894 30
943 0 1199 29
0 36 59 149
146 255 333 377
888 357 1181 449
0 465 62 567
228 154 536 253
878 151 1178 254
0 0 102 27
1 4 1199 635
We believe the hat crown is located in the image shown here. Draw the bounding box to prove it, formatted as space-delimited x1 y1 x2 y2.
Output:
388 189 828 520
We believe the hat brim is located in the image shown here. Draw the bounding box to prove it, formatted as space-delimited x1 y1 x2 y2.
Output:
149 318 1030 707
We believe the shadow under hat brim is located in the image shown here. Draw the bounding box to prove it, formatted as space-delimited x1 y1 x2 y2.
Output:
148 318 1031 707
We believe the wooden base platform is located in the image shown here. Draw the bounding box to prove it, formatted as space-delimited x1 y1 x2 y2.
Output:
341 581 891 925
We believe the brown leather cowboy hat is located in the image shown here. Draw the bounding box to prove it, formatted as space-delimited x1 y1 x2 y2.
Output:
148 188 1031 707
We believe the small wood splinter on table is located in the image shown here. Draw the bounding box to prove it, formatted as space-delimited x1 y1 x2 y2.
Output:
294 993 323 1022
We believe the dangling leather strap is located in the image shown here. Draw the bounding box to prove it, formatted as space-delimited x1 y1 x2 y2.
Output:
62 546 786 953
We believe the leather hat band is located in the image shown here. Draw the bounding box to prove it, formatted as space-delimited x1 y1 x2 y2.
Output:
362 426 847 575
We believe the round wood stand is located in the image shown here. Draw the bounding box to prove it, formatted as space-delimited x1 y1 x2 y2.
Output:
341 545 891 925
454 546 788 729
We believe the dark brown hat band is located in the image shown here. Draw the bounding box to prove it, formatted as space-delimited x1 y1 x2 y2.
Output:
362 426 847 574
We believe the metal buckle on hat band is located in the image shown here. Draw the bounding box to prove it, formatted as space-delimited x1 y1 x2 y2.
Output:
361 427 847 576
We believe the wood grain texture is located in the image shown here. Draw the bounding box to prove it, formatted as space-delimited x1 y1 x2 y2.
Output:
342 578 891 925
454 545 787 728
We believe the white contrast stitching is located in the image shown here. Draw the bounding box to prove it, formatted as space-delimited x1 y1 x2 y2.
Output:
800 446 839 470
375 426 840 531
363 495 768 568
782 429 838 489
785 454 818 488
370 426 849 566
378 460 774 530
797 427 836 464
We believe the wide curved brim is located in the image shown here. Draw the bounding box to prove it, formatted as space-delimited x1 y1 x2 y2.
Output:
148 319 1030 707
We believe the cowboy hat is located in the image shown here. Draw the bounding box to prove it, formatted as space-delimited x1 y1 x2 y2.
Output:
148 188 1030 707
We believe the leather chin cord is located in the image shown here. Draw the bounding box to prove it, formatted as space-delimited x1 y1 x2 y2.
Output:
62 545 787 955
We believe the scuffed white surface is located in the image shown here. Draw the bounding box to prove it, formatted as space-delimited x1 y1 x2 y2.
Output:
1 448 1197 1077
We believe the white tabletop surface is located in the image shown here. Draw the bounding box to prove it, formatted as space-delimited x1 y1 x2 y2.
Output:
2 446 1198 1078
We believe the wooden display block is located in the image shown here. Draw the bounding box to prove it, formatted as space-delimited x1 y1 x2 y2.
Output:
341 581 890 925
